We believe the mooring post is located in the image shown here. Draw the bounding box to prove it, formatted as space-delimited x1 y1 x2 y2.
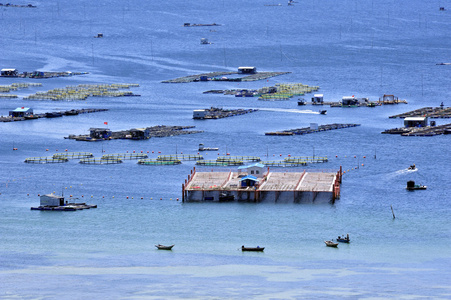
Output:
391 205 396 219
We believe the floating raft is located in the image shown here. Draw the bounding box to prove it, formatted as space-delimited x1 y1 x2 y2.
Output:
194 107 258 119
157 154 203 161
53 152 94 159
265 124 360 135
162 71 290 83
67 125 203 141
389 106 451 119
79 158 123 164
382 123 451 136
102 153 148 160
138 159 182 165
25 156 68 164
31 203 97 211
0 108 108 123
196 160 244 166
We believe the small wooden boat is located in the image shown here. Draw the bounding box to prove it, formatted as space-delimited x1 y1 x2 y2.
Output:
155 244 174 250
242 245 264 252
406 181 427 190
324 240 338 247
297 98 306 105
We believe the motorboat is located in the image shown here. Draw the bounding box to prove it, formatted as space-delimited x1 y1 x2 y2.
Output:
407 164 416 170
155 244 174 250
241 245 264 252
319 110 327 115
324 240 338 247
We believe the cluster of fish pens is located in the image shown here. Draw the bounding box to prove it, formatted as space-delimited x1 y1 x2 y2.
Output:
258 83 320 101
23 84 140 101
0 83 42 96
23 152 328 167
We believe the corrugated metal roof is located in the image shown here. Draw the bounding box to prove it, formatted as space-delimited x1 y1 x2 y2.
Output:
240 175 258 181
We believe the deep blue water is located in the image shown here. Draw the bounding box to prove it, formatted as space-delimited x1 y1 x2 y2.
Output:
1 0 451 298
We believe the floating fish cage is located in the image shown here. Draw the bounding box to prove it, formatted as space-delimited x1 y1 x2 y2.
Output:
24 156 69 163
137 159 182 165
157 154 203 161
53 152 94 159
23 83 140 101
285 156 328 163
216 156 260 162
102 153 148 160
79 158 122 164
196 160 243 166
260 160 307 167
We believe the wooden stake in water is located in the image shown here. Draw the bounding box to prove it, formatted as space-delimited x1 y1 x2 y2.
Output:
391 205 396 219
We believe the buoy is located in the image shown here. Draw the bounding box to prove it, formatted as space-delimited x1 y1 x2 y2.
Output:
181 152 183 154
363 156 366 158
65 149 68 151
102 196 104 198
131 197 133 199
226 153 230 155
170 198 172 200
354 155 356 158
361 164 364 166
152 151 154 153
160 198 162 200
288 154 291 157
56 149 58 151
177 198 179 201
70 195 72 197
27 193 29 196
82 195 84 197
335 155 338 158
141 151 143 153
141 197 143 199
151 197 153 200
38 194 40 196
46 149 49 151
13 148 18 151
147 151 149 153
126 196 129 199
112 196 115 198
133 150 135 153
91 195 93 198
158 151 161 153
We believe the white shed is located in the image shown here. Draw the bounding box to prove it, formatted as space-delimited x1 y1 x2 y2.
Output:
404 117 428 128
312 94 324 103
193 109 206 119
40 194 65 207
238 163 265 178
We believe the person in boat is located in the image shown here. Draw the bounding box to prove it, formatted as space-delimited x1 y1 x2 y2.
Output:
408 164 416 170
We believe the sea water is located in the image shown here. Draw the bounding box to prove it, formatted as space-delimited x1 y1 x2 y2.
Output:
1 0 450 298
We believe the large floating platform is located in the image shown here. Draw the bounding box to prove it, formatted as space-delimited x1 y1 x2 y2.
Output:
193 107 258 119
389 106 451 119
162 71 290 83
182 167 342 203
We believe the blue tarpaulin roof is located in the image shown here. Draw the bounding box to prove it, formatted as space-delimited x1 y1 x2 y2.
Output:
240 175 258 181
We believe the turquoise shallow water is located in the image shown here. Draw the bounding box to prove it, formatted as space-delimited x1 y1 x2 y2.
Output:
1 0 451 298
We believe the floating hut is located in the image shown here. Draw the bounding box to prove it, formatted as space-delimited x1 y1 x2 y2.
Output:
312 94 324 104
9 107 33 118
404 117 428 128
238 67 257 74
0 68 19 77
182 166 342 203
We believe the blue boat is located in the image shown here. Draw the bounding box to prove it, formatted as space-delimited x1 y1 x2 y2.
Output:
337 234 350 243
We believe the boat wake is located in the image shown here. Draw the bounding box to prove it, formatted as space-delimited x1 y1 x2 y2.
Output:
259 108 320 114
